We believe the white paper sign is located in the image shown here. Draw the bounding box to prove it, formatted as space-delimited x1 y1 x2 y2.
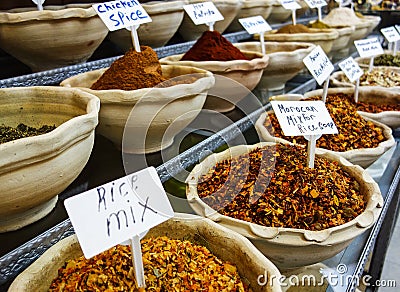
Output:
64 167 174 258
279 0 301 10
381 27 400 43
239 16 272 35
303 45 334 85
271 100 338 136
304 0 327 8
338 57 363 83
354 38 384 58
183 2 224 25
92 0 152 32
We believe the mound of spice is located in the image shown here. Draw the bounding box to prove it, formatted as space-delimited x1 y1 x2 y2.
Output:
339 92 400 113
373 54 400 67
338 68 400 87
322 7 363 26
276 24 314 33
264 93 386 152
181 30 249 62
90 46 166 91
197 144 365 231
49 236 250 291
0 123 56 144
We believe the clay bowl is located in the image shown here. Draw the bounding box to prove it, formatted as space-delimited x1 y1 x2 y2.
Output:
0 4 108 72
8 214 283 292
60 65 215 153
254 94 395 168
234 41 316 91
304 87 400 129
267 2 292 24
360 14 381 35
177 0 243 41
0 86 100 232
186 142 383 269
107 0 187 50
261 28 339 55
328 26 355 59
160 51 269 112
225 0 275 32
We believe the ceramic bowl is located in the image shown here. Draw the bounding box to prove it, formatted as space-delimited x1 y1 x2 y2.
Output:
107 0 187 50
186 142 383 269
8 213 283 292
160 51 269 112
328 26 355 59
60 65 215 153
304 87 400 129
234 41 316 91
0 4 108 72
267 2 292 24
360 14 381 35
225 0 275 32
261 28 339 55
254 95 395 168
177 0 243 41
0 86 100 232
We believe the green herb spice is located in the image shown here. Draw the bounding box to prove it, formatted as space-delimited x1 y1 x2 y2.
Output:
0 123 56 144
374 54 400 67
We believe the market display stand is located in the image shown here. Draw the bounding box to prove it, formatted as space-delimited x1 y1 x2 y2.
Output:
0 13 399 292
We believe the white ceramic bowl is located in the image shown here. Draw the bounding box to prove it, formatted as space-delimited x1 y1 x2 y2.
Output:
234 41 316 91
186 142 383 269
177 0 243 41
60 65 215 153
261 28 339 55
255 95 395 168
160 51 269 112
0 4 108 72
107 0 187 50
8 214 283 292
0 86 100 232
226 0 275 32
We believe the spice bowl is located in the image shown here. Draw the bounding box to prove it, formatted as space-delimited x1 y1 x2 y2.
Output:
254 94 395 168
60 65 215 153
186 142 383 269
177 0 243 41
267 2 292 24
159 51 269 112
107 0 187 50
360 14 381 35
0 4 108 72
234 41 316 91
8 213 283 292
0 86 100 232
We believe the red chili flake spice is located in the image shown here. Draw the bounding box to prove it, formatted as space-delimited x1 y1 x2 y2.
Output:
264 93 386 152
49 236 251 291
197 144 365 231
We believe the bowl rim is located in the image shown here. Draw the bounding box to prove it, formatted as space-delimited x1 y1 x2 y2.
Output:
264 27 339 41
141 0 189 13
186 142 383 245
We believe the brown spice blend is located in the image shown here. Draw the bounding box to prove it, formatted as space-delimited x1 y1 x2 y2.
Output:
276 24 313 33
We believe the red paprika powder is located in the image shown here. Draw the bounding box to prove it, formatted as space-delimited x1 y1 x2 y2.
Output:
181 30 249 62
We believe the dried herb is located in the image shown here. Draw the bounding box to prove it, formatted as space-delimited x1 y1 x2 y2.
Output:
374 54 400 67
338 93 400 113
0 123 56 144
49 236 251 291
197 144 365 231
264 93 386 152
338 67 400 87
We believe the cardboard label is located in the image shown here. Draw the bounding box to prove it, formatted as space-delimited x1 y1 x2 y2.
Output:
183 2 224 25
279 0 301 10
239 16 272 35
381 26 400 43
354 37 384 58
304 0 327 8
303 45 334 85
92 0 152 31
64 167 174 258
338 56 364 83
270 100 338 136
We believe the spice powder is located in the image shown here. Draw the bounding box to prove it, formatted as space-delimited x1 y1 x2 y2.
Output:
197 144 365 231
0 123 56 144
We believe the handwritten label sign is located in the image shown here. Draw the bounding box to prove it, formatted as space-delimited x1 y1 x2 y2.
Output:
338 56 363 82
183 2 224 25
239 16 272 35
354 37 384 58
279 0 301 10
64 167 174 258
270 100 338 136
92 0 152 31
304 0 327 8
303 45 334 85
381 26 400 43
32 0 45 10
